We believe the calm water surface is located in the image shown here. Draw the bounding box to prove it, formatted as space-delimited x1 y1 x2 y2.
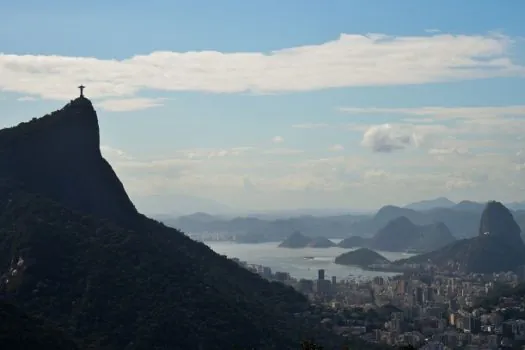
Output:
205 240 416 281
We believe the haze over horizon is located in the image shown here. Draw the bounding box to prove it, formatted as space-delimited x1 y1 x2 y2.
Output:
1 0 524 213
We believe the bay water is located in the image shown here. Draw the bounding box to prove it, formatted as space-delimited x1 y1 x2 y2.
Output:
205 240 416 281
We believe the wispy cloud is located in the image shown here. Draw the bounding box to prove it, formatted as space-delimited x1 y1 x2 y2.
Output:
262 148 304 155
428 147 470 156
1 33 523 100
272 136 284 144
338 105 525 120
292 123 329 129
329 144 345 152
16 96 38 102
177 147 254 159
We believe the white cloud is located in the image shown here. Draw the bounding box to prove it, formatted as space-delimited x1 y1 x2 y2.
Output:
272 136 284 144
342 106 525 152
16 96 37 102
361 124 415 152
329 144 345 152
425 29 441 34
97 98 165 112
1 33 523 100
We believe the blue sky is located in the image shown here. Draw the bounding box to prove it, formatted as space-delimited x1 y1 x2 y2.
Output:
1 0 524 214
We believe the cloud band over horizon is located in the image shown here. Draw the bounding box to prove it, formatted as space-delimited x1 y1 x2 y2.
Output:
1 32 523 106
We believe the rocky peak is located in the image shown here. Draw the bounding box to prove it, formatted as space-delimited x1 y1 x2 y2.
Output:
388 216 416 228
479 201 522 243
0 98 137 224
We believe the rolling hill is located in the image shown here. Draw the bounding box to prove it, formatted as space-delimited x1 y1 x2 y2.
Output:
0 97 343 349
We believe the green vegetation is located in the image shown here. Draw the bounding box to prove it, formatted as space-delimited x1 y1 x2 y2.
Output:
0 300 79 349
0 183 345 349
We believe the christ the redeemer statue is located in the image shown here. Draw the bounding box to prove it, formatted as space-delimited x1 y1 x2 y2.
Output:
78 85 85 97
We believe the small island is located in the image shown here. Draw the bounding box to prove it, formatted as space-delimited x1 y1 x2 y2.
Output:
308 237 337 248
278 231 336 248
334 248 390 267
337 236 370 248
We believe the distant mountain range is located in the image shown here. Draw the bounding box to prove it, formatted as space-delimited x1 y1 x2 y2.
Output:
404 198 525 212
147 196 525 218
277 216 456 253
335 201 525 274
404 197 456 210
164 201 525 245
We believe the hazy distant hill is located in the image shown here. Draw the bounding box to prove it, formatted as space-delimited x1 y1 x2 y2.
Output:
404 197 455 211
348 205 481 238
162 201 525 243
165 213 366 242
337 236 369 248
337 217 455 253
452 200 486 212
507 202 525 211
278 231 336 248
369 217 456 253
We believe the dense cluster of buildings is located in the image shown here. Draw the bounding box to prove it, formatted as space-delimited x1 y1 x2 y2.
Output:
231 257 525 349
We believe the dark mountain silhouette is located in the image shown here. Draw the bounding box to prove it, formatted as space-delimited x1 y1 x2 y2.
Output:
337 236 369 248
334 248 390 267
0 98 344 349
0 97 137 224
516 211 525 241
404 197 455 211
307 237 337 248
337 217 455 253
348 205 482 238
369 217 455 253
396 201 525 273
278 231 335 248
0 300 80 349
